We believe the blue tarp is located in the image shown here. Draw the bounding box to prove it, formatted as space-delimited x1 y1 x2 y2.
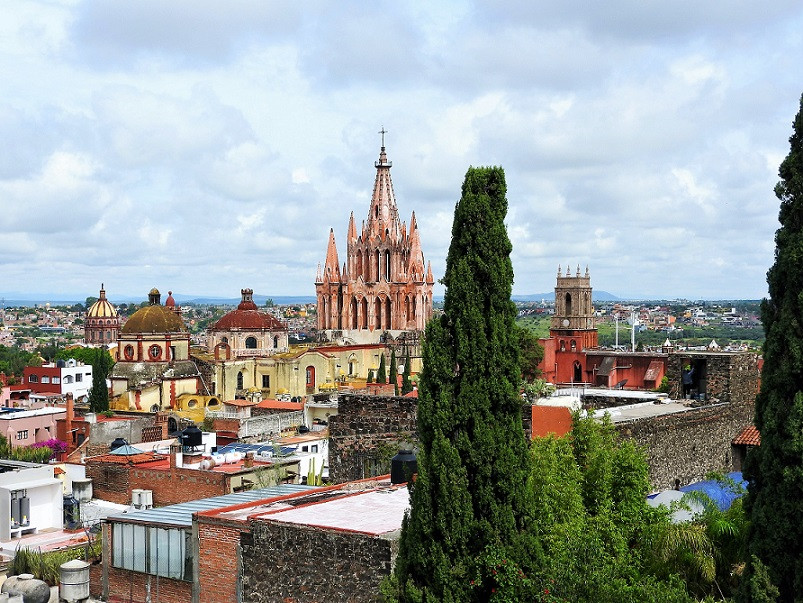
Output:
679 471 747 511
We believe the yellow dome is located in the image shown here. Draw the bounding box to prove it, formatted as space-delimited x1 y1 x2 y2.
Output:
86 285 118 318
122 289 186 334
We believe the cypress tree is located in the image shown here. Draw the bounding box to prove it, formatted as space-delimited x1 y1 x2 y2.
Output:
88 348 111 413
378 353 387 383
743 94 803 601
393 166 532 601
401 353 412 395
367 370 374 384
390 349 398 396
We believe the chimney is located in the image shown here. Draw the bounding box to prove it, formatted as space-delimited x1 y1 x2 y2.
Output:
169 443 183 469
65 393 74 448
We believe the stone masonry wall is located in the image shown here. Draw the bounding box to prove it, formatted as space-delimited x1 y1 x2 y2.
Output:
328 393 417 483
616 400 753 489
666 351 759 405
240 520 398 603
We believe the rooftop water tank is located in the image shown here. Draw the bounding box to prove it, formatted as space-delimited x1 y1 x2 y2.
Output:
390 449 417 485
110 437 128 452
60 559 90 603
181 425 203 447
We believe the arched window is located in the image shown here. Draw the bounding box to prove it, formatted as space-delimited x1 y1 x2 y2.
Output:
351 297 358 329
221 337 228 344
375 249 380 281
361 298 368 329
237 371 244 390
570 340 577 351
385 297 392 330
375 298 382 329
565 292 573 316
573 361 582 383
245 336 257 349
384 250 391 281
306 365 315 387
273 336 279 348
356 253 363 280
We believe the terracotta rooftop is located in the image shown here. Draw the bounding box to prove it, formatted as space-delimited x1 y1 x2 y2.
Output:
256 399 304 411
223 398 260 408
733 425 760 446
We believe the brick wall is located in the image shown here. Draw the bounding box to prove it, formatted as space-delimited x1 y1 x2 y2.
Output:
105 566 191 603
195 516 244 603
85 461 230 505
328 393 417 483
240 520 398 603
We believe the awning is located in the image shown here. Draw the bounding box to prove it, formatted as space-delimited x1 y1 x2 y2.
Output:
0 477 61 492
644 360 663 382
596 356 616 377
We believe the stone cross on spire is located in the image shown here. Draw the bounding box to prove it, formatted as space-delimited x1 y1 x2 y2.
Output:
379 126 387 148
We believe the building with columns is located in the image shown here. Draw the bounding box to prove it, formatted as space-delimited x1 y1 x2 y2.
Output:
315 140 434 344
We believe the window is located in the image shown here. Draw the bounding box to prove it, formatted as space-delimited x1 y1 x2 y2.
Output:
245 336 257 349
75 373 82 382
16 430 28 440
41 376 50 384
237 372 244 390
302 445 309 452
311 445 319 453
149 345 161 360
63 375 73 384
28 375 38 383
262 375 270 389
112 524 191 581
52 377 60 385
305 366 315 387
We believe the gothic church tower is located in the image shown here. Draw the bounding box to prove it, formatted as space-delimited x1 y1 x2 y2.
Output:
315 136 434 343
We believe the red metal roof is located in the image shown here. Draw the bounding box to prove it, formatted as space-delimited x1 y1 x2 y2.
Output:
733 425 760 446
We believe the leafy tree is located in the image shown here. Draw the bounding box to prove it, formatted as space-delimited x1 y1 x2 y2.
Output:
742 93 803 602
367 370 374 384
88 348 112 413
378 353 387 383
390 349 398 396
84 296 98 309
0 346 40 378
392 166 533 601
518 325 544 382
401 353 412 395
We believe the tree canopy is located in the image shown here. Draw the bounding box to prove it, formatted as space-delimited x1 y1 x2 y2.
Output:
393 166 532 601
742 93 803 601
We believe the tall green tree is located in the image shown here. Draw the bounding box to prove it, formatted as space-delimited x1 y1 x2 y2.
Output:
401 353 412 395
742 93 803 601
518 325 544 382
88 347 111 413
393 166 533 601
377 353 387 383
390 349 398 396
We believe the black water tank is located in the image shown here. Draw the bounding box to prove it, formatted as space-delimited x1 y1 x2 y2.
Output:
391 450 417 485
181 425 203 447
56 359 66 368
109 438 127 452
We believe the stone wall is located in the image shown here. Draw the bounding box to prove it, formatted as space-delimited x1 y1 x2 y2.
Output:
616 400 753 489
240 520 398 603
666 351 759 405
328 393 417 483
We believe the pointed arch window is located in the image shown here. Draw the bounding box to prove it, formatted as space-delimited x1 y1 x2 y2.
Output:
237 371 244 390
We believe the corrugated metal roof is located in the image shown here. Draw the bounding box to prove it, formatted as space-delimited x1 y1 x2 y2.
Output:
596 356 616 377
106 484 318 528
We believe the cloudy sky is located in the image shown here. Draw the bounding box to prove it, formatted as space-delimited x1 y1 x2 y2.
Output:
2 1 802 302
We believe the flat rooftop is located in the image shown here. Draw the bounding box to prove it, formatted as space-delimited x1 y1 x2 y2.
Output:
258 484 409 536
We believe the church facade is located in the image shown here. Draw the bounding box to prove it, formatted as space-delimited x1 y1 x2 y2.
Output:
315 141 433 344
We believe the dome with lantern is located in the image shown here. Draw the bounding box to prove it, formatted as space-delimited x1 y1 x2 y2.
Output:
84 284 121 345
